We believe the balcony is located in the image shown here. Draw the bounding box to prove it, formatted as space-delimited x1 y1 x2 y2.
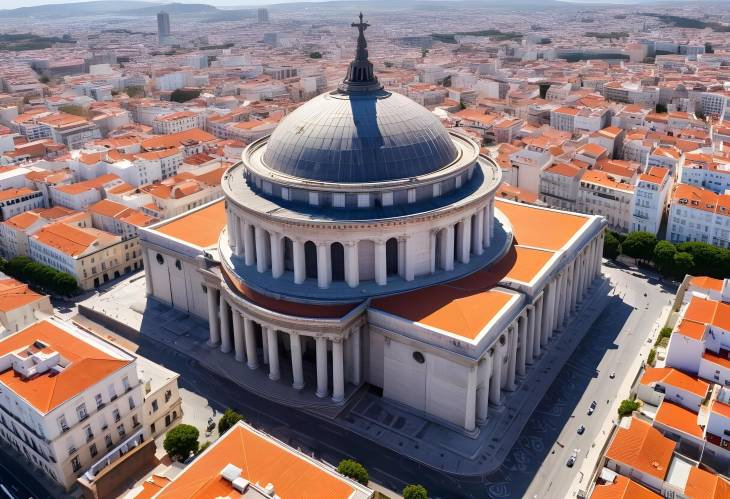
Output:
83 429 144 483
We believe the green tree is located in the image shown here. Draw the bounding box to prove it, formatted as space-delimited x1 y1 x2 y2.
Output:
218 408 243 436
403 484 428 499
603 231 621 259
676 242 730 279
196 441 212 454
652 240 676 275
38 75 49 84
621 231 657 264
655 103 667 113
125 85 145 98
705 42 714 53
647 348 657 366
170 88 201 103
163 424 199 461
617 399 640 417
672 251 694 280
309 51 322 59
337 459 368 485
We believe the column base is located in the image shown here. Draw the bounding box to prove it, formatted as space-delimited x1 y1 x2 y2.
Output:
292 381 305 390
220 346 232 354
505 383 517 392
247 362 259 370
235 354 244 362
269 373 280 381
331 394 344 404
206 340 220 348
316 390 328 398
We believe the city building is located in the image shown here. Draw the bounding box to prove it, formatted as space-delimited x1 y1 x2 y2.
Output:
667 184 730 248
0 187 46 221
157 11 171 44
630 166 671 235
0 277 52 337
140 19 606 434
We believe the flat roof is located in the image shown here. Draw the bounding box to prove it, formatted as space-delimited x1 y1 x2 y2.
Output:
154 200 226 249
154 422 369 499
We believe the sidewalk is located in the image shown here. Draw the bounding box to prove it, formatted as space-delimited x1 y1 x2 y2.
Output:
568 302 672 498
79 272 612 477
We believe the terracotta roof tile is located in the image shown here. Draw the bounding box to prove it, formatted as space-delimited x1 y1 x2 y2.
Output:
605 417 674 480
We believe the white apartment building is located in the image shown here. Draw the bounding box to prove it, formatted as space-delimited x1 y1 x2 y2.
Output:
680 154 730 195
509 144 554 195
0 188 46 221
577 170 634 233
152 111 205 135
49 174 124 211
0 207 89 259
668 184 730 248
0 319 145 491
630 167 672 235
0 277 52 337
539 162 583 211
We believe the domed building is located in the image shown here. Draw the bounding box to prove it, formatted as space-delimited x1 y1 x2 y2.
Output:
141 16 606 433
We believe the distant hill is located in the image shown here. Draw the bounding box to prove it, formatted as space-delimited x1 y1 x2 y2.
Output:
0 1 219 18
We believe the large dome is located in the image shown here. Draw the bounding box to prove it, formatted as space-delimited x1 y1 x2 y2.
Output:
262 89 459 183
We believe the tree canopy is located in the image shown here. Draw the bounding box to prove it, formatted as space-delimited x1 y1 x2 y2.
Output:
621 231 657 262
163 424 200 461
603 231 621 259
403 484 428 499
218 408 243 436
337 459 368 485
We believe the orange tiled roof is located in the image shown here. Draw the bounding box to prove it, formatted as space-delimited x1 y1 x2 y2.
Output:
154 200 225 248
640 367 709 398
0 278 45 313
0 320 130 413
684 297 730 332
684 466 730 499
33 222 117 257
690 276 725 293
605 417 674 480
154 423 360 499
0 187 36 201
654 401 703 438
590 475 661 499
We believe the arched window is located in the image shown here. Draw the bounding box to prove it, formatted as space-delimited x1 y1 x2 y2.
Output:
331 242 345 281
283 237 294 272
386 237 398 276
304 241 317 279
156 253 164 265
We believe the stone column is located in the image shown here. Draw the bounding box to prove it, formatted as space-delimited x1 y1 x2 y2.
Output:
534 295 544 357
317 242 331 289
489 344 502 405
266 327 279 381
262 326 269 364
374 240 387 286
482 205 490 249
473 209 484 256
429 230 437 274
255 226 268 273
542 283 555 347
206 287 220 346
404 237 415 282
244 317 258 369
351 326 362 385
219 297 232 354
293 240 305 284
464 365 477 432
506 324 518 391
461 217 472 264
555 272 566 330
290 333 304 389
517 314 527 376
440 226 455 271
235 217 244 257
332 339 345 403
227 210 237 248
232 310 244 362
243 223 255 266
570 261 579 312
142 251 153 295
316 337 328 398
344 242 359 288
270 233 284 279
397 237 406 278
476 354 492 423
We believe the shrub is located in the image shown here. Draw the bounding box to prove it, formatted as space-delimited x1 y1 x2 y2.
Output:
617 399 640 417
403 484 428 499
309 51 322 58
218 408 243 436
337 459 368 485
603 231 621 259
621 231 657 263
196 441 212 454
648 348 657 366
163 424 200 461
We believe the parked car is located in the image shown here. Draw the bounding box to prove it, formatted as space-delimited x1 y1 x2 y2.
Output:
577 425 585 435
609 371 616 379
588 401 597 415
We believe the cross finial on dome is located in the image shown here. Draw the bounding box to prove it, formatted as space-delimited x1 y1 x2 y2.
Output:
339 12 382 93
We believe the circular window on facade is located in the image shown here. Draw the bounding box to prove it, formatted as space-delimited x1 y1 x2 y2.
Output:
413 351 425 364
156 253 164 265
175 259 182 270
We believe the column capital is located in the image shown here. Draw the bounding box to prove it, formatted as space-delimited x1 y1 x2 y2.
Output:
344 240 358 247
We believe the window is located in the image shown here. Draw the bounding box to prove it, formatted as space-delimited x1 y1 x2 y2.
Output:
105 434 113 449
156 253 164 265
117 424 125 438
128 397 135 410
83 425 93 442
71 456 81 472
132 414 139 428
76 403 88 422
151 400 159 412
108 384 117 401
58 415 69 433
112 409 120 422
95 394 103 409
89 443 98 458
122 377 130 392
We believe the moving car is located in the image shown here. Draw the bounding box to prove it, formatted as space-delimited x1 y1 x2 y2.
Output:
577 425 585 435
609 371 616 379
588 401 597 415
